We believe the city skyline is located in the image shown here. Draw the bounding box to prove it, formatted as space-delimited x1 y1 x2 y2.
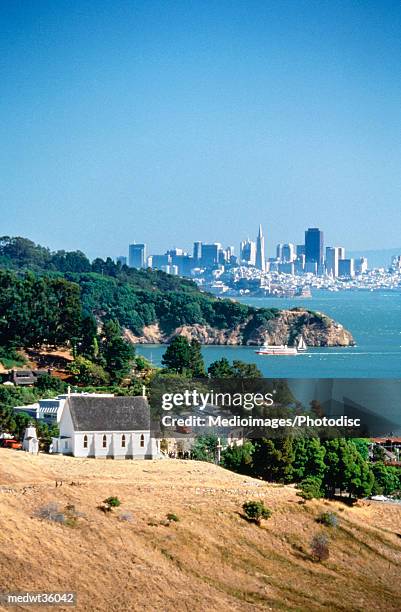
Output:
122 223 371 278
1 1 401 257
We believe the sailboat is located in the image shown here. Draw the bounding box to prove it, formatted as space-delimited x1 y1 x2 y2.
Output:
255 335 307 356
296 335 307 352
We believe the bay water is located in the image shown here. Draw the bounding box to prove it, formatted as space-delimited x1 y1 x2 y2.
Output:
136 291 401 378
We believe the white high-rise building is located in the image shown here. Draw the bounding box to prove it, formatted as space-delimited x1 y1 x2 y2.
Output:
281 243 296 262
355 257 368 275
325 246 340 277
240 239 256 266
255 224 265 271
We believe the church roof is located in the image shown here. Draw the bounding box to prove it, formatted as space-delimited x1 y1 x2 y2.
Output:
67 396 150 432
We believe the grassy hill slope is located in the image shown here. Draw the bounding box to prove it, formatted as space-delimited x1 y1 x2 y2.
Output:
0 450 400 611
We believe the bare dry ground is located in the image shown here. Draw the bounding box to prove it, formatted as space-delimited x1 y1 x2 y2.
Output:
0 449 400 612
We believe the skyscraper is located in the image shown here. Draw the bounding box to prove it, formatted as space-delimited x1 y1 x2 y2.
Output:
279 243 296 262
240 239 256 266
305 228 323 266
338 258 355 278
129 243 146 268
193 241 202 262
325 246 340 277
255 224 265 271
201 243 222 267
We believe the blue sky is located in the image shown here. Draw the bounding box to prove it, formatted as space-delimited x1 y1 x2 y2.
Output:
1 0 400 259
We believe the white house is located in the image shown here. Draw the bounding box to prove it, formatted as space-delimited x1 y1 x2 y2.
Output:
51 395 160 460
14 392 115 424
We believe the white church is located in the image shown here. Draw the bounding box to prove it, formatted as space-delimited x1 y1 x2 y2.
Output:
51 395 160 459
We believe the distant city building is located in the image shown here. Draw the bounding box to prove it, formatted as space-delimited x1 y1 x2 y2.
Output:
338 247 346 260
167 248 185 256
278 262 295 275
296 244 305 257
129 243 146 269
116 256 127 266
240 239 256 266
163 264 179 275
151 254 171 269
325 247 340 277
255 224 265 271
294 255 305 275
355 257 368 275
225 245 235 261
304 260 317 275
338 258 355 278
193 241 202 262
201 243 221 267
305 228 324 267
278 243 296 262
391 255 401 270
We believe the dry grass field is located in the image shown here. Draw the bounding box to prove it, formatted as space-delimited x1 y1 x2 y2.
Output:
0 448 400 611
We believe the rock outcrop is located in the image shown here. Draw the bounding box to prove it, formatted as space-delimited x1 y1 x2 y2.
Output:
124 308 355 347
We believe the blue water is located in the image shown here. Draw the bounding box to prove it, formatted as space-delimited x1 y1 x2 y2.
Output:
136 291 401 378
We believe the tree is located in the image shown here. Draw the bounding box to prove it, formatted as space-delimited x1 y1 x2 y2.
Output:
231 360 262 378
100 320 135 383
252 437 295 483
297 476 323 500
323 438 374 499
188 339 205 377
371 462 400 496
78 314 99 360
221 441 254 474
162 336 192 374
161 336 205 377
292 437 326 482
68 356 110 386
35 374 67 394
352 438 370 461
208 357 234 378
191 435 219 462
242 500 272 525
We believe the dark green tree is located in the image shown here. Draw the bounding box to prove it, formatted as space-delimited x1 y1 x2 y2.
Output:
323 438 374 499
161 337 205 377
208 357 234 378
191 434 219 462
100 320 135 383
161 337 193 374
252 437 295 483
371 462 400 495
231 360 262 378
221 441 254 474
188 339 205 377
292 437 326 482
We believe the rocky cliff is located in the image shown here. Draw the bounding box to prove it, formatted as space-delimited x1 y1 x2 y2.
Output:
124 308 355 347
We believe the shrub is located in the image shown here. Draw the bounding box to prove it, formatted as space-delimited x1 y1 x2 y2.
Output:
118 512 133 523
63 504 82 528
317 511 338 527
242 500 272 525
104 496 121 508
166 513 179 522
35 502 83 527
311 534 330 561
35 502 65 524
297 476 323 500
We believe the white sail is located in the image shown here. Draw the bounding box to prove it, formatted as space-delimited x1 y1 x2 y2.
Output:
297 336 307 351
